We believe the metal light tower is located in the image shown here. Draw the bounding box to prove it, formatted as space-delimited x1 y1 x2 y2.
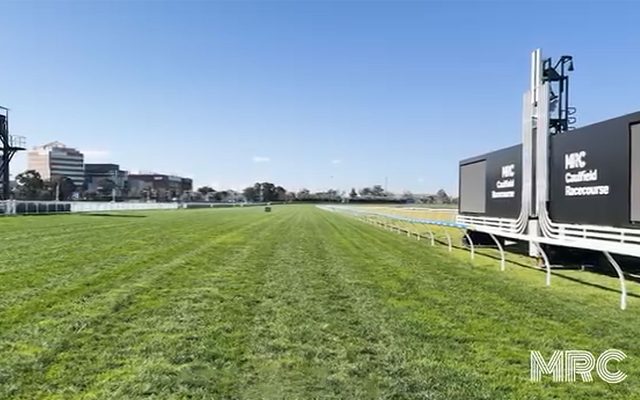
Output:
0 107 26 199
542 55 576 134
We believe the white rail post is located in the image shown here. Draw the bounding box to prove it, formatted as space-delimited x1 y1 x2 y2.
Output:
603 251 627 310
409 221 420 240
444 231 452 253
399 221 410 237
532 241 552 287
489 233 505 271
428 229 435 246
463 231 475 261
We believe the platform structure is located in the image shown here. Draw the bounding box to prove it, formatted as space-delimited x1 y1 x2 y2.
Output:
0 107 26 199
319 49 640 311
453 48 640 310
458 50 640 253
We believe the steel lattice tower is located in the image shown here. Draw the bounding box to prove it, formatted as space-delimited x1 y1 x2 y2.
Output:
0 107 26 199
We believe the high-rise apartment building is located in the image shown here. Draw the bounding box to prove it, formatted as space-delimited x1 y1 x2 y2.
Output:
27 141 85 187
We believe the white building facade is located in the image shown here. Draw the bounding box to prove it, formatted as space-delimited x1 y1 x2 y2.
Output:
27 141 85 187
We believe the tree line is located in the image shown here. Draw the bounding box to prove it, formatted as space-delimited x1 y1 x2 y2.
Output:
11 171 457 205
13 170 79 201
13 169 136 201
201 182 456 204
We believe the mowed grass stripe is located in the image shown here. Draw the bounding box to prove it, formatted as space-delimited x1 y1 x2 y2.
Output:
0 210 241 271
240 207 457 399
0 209 269 328
316 208 637 399
0 208 248 259
6 209 296 399
0 209 257 304
1 205 639 399
0 215 148 250
1 207 287 398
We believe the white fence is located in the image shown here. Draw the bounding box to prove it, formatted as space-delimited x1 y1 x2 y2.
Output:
320 205 632 311
1 200 179 215
0 200 283 215
71 201 178 212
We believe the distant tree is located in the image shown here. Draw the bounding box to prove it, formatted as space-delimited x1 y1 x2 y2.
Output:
349 188 358 198
226 190 242 202
243 185 259 202
421 194 436 204
371 185 385 196
197 186 215 196
260 182 276 201
285 191 296 201
242 182 285 202
401 190 415 202
297 188 310 200
436 189 451 204
50 176 77 201
15 170 45 200
326 189 339 200
213 190 230 202
189 191 204 201
96 179 116 197
274 186 287 201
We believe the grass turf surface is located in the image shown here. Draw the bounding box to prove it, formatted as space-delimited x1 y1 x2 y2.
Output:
1 205 639 399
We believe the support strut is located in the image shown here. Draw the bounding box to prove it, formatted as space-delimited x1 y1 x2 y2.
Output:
488 233 506 271
603 251 627 310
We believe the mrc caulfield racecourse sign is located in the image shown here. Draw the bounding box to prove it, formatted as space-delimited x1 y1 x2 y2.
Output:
563 150 610 197
492 163 516 199
484 145 521 218
548 113 638 227
458 144 522 219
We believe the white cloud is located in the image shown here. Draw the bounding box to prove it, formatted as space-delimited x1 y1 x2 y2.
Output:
331 159 342 165
252 156 271 163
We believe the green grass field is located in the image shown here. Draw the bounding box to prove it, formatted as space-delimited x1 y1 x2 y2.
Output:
1 205 639 399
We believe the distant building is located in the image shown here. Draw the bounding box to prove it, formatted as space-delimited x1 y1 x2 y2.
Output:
128 173 193 201
27 141 85 187
85 163 128 197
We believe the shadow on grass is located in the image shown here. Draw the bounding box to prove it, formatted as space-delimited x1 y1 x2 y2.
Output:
419 234 640 299
77 213 148 218
470 247 640 299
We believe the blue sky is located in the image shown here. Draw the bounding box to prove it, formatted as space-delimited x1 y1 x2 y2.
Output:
2 1 639 194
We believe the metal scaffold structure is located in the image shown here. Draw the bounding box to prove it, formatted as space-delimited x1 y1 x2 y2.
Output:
0 107 26 200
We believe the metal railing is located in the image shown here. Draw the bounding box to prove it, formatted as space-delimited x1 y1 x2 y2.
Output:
8 135 26 148
320 205 631 311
